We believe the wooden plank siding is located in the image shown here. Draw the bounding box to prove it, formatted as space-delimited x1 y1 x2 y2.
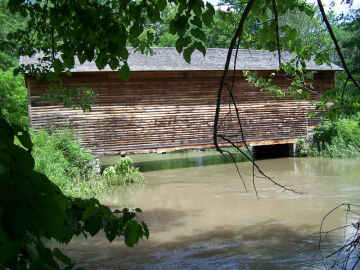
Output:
26 70 334 155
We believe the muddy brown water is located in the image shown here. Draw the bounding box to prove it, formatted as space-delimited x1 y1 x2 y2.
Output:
64 157 360 270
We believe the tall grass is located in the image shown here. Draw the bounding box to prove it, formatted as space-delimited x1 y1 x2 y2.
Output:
31 128 144 198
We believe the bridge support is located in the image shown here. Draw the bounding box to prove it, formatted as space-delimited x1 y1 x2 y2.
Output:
289 143 297 157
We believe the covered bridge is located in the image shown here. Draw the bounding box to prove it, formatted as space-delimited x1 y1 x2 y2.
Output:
21 48 342 155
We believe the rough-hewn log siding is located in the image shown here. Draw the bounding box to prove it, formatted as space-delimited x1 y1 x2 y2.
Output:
27 70 334 155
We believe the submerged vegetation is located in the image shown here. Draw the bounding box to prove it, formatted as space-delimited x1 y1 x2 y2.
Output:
31 128 144 198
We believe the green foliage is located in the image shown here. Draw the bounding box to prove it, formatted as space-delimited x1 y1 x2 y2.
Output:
217 0 333 101
40 82 99 112
153 6 231 48
7 0 213 74
314 8 360 120
244 69 312 99
339 8 360 75
295 138 309 157
309 114 360 158
309 137 360 159
317 83 360 121
102 157 144 186
0 69 28 129
204 10 235 48
31 128 145 199
0 117 149 269
31 129 94 188
0 0 27 70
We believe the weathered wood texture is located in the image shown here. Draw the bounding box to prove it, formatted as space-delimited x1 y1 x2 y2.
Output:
27 70 334 155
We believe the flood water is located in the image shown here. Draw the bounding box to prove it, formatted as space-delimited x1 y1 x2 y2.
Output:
65 156 360 270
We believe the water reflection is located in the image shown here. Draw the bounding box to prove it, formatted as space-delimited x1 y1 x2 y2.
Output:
134 153 247 172
66 157 360 270
101 150 248 172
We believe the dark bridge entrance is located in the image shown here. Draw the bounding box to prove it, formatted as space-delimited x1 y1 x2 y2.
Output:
253 143 296 160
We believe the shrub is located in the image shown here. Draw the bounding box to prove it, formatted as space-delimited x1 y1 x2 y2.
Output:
309 114 360 158
295 138 309 157
31 128 144 198
0 69 28 129
31 129 95 190
103 157 144 186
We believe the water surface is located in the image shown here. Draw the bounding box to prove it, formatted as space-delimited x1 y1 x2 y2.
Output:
65 157 360 269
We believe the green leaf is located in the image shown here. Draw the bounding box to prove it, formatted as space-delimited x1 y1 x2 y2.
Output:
16 130 33 150
119 47 129 60
62 55 75 69
124 221 140 247
202 3 215 27
170 15 188 35
303 6 315 17
53 59 63 74
190 16 202 28
130 23 144 37
109 57 119 70
175 38 184 53
13 145 35 171
95 54 107 70
194 41 206 56
85 216 102 236
191 28 206 42
183 45 195 64
117 63 131 81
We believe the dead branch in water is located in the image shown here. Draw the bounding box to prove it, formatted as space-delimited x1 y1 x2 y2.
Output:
319 203 360 270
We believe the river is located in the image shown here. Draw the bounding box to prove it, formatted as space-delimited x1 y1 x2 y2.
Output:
65 155 360 269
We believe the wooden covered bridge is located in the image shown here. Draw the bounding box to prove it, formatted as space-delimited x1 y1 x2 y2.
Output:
21 48 341 155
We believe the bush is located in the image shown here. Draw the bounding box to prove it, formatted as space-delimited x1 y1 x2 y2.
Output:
31 128 144 198
0 69 28 129
309 113 360 158
102 157 144 185
31 129 95 189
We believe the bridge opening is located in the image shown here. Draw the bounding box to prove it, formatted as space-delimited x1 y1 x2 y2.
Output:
253 143 295 160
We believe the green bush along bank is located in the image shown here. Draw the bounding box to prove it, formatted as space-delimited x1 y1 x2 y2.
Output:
31 128 144 198
0 69 28 129
299 113 360 158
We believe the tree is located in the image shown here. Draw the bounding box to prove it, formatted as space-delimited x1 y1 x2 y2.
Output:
339 8 360 76
152 6 235 48
0 0 27 70
0 69 28 128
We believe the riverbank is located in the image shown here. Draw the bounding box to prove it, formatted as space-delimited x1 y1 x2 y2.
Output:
298 113 360 158
31 128 144 198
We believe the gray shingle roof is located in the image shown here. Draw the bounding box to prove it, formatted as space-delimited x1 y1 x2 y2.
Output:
19 47 342 72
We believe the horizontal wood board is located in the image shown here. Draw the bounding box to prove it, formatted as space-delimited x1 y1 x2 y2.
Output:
27 70 334 154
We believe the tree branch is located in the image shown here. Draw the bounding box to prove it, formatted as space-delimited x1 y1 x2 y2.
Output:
213 0 256 152
272 0 281 68
317 0 360 91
